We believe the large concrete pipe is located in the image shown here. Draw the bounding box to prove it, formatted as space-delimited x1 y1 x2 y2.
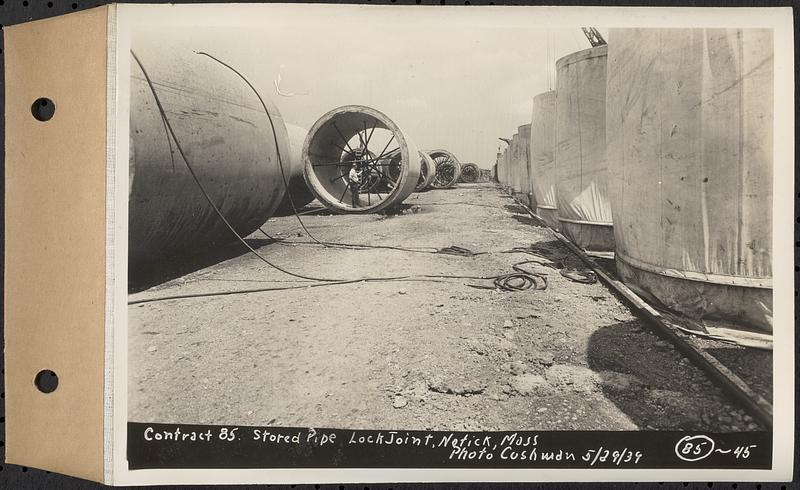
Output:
429 149 462 188
555 45 614 252
274 123 316 215
386 149 437 192
497 153 503 185
530 91 559 230
502 145 511 190
507 133 520 195
513 124 533 208
507 133 518 193
459 163 480 183
606 29 773 332
303 105 421 213
129 48 290 265
415 152 438 191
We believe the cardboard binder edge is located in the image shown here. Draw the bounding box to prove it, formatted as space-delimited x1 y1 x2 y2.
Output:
4 4 111 483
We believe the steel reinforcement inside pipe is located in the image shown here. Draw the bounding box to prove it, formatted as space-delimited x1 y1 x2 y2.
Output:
428 149 462 188
459 163 480 183
303 105 421 213
387 149 438 192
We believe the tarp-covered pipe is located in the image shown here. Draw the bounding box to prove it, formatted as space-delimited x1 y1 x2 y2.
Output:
508 133 520 194
274 123 316 215
503 143 512 190
530 90 558 229
129 48 290 265
499 147 507 187
555 45 614 252
606 28 773 332
513 124 533 208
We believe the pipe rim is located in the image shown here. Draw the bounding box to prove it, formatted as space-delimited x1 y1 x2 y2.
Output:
555 44 608 70
415 151 438 191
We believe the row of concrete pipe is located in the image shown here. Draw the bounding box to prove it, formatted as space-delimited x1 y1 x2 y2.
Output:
129 48 463 267
495 29 774 333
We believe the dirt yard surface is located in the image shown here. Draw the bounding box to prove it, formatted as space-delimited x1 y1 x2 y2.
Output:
129 183 767 432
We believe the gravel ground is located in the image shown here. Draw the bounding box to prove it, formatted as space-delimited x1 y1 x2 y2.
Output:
128 183 768 432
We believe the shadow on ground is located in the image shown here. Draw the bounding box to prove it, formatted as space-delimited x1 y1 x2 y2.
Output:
586 320 759 431
503 203 547 228
129 238 275 293
704 346 773 403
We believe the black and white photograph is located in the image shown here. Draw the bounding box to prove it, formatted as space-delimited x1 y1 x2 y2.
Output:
112 4 792 484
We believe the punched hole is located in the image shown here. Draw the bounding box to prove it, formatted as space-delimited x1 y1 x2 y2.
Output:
34 369 58 393
31 98 56 121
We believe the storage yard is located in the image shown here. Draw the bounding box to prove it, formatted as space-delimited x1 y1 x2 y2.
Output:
128 27 774 431
129 184 769 431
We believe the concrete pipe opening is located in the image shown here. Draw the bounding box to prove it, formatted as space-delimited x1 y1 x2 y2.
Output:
303 105 421 214
428 149 462 188
385 149 436 192
416 152 438 191
459 163 480 183
385 149 437 192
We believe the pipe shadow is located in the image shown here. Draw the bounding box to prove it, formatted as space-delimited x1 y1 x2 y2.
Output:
703 347 772 404
503 203 529 215
128 238 276 293
510 213 546 228
503 203 546 228
586 321 765 431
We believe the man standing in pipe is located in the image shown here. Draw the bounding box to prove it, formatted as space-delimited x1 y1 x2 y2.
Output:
348 161 362 207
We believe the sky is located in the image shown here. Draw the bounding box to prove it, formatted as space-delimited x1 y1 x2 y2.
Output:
133 6 607 169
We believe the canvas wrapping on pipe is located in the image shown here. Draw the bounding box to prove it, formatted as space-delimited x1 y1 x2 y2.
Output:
530 90 558 229
555 45 614 251
510 133 521 195
500 147 509 187
505 135 514 190
606 28 773 332
506 147 512 188
515 124 533 208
